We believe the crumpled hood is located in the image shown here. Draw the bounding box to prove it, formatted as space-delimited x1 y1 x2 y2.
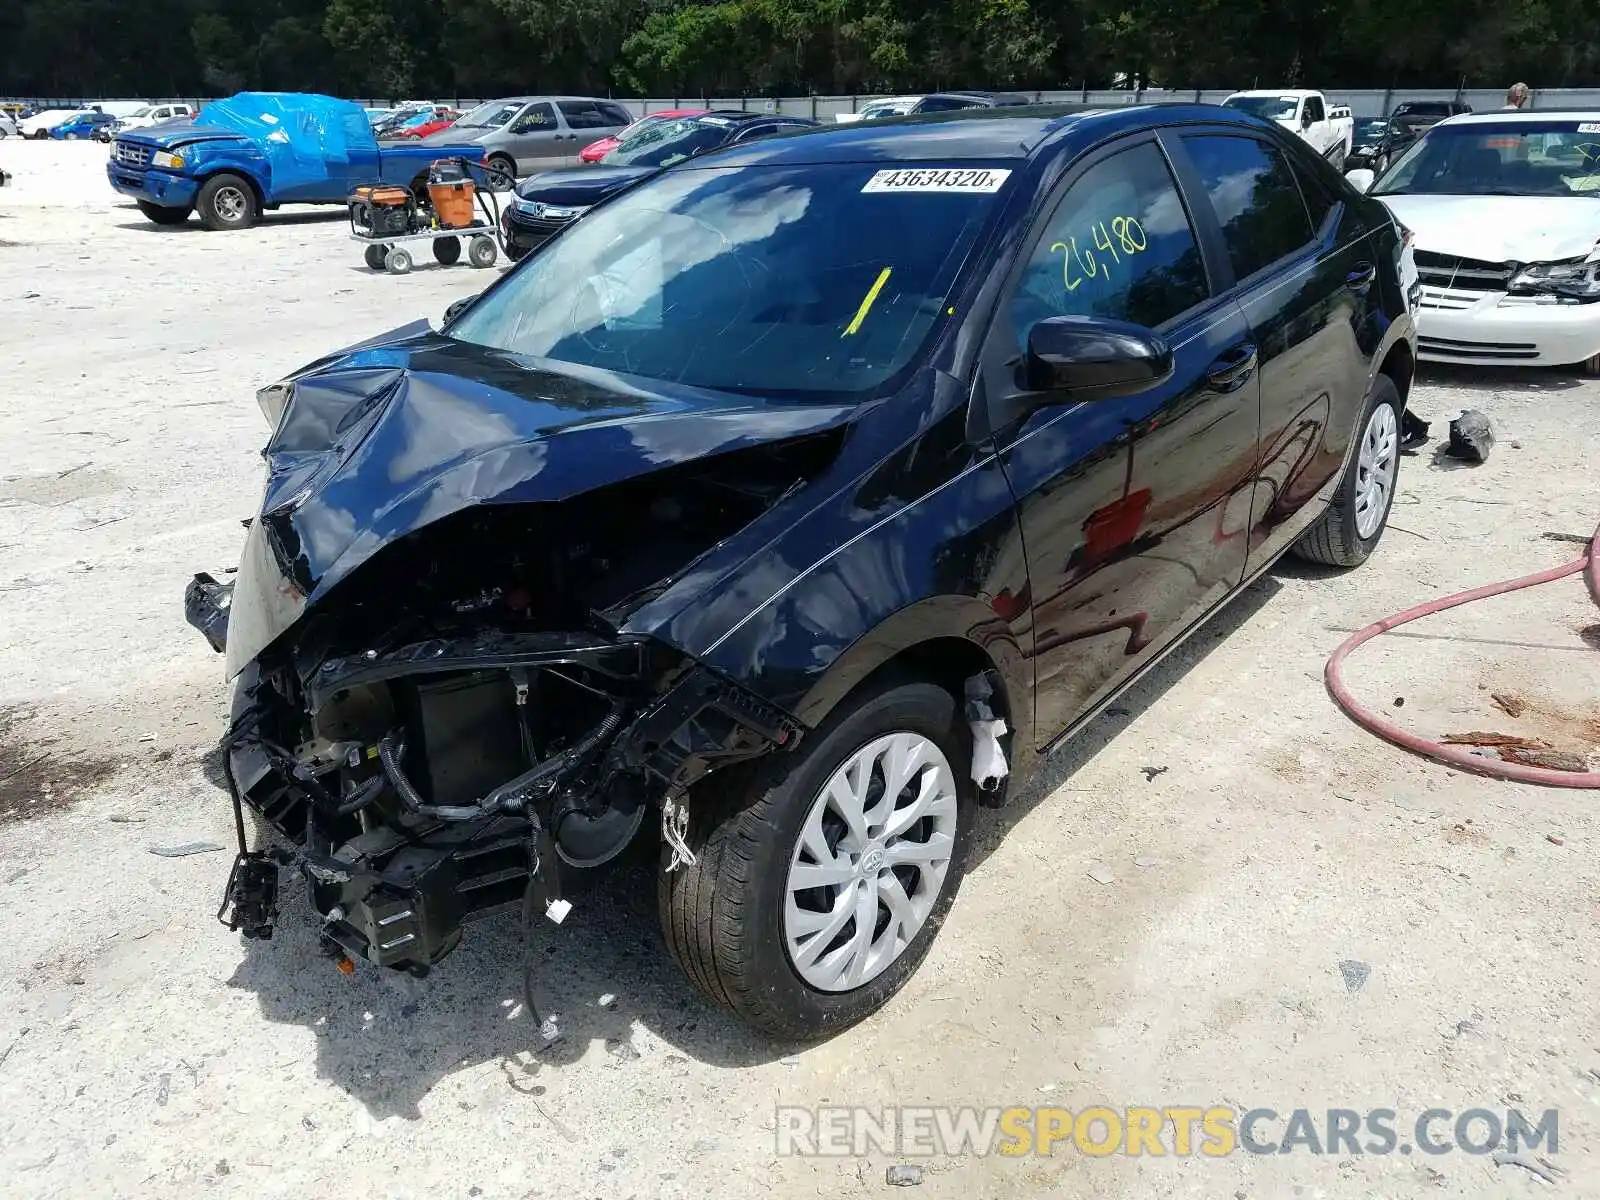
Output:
513 165 656 206
224 329 854 676
1378 194 1600 263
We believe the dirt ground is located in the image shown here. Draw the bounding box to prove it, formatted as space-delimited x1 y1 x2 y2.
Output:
2 140 1599 1200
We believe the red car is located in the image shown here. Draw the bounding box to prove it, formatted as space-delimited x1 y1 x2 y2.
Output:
578 108 709 163
394 109 461 140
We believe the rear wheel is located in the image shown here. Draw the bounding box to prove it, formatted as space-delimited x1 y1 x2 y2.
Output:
384 246 413 274
659 680 975 1039
363 243 389 270
137 200 191 226
485 155 517 191
196 173 258 231
1292 374 1401 567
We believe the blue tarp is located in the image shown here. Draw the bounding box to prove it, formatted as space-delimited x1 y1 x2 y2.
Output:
196 92 375 192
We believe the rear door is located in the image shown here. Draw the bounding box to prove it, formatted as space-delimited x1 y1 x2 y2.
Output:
558 100 631 163
983 135 1261 746
503 101 563 173
1169 129 1377 565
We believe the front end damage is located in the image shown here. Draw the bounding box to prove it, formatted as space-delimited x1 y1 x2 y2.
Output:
185 335 844 978
208 621 796 974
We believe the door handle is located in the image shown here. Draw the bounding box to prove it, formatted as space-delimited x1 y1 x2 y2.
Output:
1206 343 1258 392
1346 262 1377 289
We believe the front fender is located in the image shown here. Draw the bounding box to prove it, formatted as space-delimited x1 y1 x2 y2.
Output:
680 443 1035 766
790 593 1035 756
186 144 270 196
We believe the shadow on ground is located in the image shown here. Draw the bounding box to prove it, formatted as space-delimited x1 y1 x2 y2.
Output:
113 209 348 234
1416 362 1588 394
220 572 1284 1118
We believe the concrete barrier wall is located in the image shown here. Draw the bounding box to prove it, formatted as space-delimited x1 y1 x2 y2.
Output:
10 87 1600 121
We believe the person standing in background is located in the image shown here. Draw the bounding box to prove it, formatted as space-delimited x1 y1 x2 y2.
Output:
1503 82 1531 109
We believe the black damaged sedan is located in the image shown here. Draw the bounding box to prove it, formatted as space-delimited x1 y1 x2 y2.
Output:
190 104 1416 1039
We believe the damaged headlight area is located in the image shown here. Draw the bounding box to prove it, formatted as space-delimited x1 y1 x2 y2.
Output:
1509 254 1600 302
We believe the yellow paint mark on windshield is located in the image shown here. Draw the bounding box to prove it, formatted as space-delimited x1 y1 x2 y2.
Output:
842 267 893 337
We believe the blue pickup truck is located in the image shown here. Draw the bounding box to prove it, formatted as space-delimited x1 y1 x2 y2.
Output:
107 92 484 231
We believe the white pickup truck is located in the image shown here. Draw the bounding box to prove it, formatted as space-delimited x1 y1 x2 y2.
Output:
1221 90 1355 167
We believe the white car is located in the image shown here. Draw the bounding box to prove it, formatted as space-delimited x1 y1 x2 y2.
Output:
835 96 923 124
17 108 90 139
1351 110 1600 373
117 102 195 129
0 112 16 138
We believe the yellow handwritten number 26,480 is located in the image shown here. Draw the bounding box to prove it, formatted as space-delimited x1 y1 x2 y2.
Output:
1051 216 1149 293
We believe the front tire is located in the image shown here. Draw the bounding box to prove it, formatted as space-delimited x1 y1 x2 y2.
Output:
137 200 191 226
660 680 975 1039
196 173 258 231
1291 374 1401 567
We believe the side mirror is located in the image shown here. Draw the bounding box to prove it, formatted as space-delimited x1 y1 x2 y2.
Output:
1023 316 1173 400
1344 168 1375 194
443 293 480 325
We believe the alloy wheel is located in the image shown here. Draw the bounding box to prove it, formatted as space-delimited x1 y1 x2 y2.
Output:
214 186 248 224
1354 402 1398 539
783 731 959 992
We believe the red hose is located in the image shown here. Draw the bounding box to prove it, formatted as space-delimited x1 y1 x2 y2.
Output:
1324 522 1600 788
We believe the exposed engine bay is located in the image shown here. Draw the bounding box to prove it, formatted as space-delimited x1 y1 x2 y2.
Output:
190 463 808 977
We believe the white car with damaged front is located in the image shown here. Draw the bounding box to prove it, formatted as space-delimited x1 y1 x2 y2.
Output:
1356 111 1600 373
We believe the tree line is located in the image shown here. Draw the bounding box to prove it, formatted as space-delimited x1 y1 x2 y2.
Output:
4 0 1596 102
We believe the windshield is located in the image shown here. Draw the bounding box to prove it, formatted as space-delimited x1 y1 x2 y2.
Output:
454 100 523 129
602 117 742 167
1354 118 1391 143
1374 121 1600 198
130 105 154 118
448 162 1006 399
1224 96 1299 121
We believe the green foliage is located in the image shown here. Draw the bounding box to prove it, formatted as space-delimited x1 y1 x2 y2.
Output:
1 0 1596 100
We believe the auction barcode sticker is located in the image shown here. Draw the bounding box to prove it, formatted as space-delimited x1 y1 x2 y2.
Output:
862 168 1012 194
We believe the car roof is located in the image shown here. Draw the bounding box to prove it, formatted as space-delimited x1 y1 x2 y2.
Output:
695 102 1257 167
925 90 1030 104
492 95 623 104
1436 108 1600 126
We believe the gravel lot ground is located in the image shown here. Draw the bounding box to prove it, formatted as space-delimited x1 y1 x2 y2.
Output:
2 140 1599 1200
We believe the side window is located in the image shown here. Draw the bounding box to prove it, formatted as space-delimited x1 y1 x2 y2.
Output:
1304 95 1325 122
918 97 979 113
511 102 555 133
731 123 776 143
1009 141 1211 346
558 101 608 130
1181 135 1315 281
600 103 634 127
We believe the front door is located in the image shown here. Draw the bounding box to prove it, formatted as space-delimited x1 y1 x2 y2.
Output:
982 135 1263 746
504 101 563 174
